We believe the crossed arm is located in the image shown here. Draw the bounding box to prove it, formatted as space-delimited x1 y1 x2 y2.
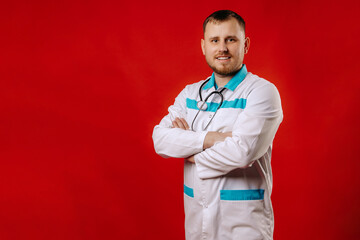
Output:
171 117 232 162
153 82 283 179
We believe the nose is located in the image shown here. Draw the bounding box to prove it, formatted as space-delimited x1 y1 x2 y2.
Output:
219 40 228 52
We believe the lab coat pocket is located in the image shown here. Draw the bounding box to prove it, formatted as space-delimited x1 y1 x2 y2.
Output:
183 185 201 239
219 189 269 240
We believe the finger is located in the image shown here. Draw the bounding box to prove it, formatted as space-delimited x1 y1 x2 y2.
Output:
179 118 189 130
186 155 195 163
172 120 180 128
175 118 186 130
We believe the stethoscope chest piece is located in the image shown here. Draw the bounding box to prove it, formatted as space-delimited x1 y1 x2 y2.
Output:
197 101 208 111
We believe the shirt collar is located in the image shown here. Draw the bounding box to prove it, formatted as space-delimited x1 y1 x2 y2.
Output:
203 64 248 91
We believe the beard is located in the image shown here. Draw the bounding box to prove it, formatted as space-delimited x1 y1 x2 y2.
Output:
206 56 242 77
209 64 238 76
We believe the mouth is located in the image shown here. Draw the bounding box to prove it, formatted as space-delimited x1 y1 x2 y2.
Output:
216 56 231 61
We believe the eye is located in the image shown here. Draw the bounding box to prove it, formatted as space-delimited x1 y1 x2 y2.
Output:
227 38 236 42
211 39 218 43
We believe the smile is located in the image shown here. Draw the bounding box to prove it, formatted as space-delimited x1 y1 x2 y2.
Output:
216 56 231 60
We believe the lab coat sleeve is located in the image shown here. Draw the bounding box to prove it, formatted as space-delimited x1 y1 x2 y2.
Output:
152 85 208 158
194 82 283 179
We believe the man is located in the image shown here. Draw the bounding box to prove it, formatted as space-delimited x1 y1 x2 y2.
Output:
152 10 283 240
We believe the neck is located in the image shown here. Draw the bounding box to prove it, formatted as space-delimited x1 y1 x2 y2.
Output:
214 73 233 88
214 64 243 88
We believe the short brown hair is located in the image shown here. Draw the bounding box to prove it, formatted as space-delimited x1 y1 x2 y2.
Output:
203 10 245 34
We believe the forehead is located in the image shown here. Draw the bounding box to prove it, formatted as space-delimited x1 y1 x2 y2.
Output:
204 18 244 38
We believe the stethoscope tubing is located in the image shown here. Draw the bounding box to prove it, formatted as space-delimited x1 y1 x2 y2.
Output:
191 79 226 131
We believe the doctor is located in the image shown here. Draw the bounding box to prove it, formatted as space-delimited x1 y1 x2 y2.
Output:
153 10 283 240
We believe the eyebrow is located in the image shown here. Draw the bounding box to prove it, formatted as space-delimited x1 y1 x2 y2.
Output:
208 35 239 39
226 35 239 39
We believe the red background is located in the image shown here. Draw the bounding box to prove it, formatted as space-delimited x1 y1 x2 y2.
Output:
1 0 359 239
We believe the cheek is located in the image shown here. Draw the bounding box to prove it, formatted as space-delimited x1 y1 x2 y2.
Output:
205 47 213 54
205 49 215 60
231 47 243 58
205 54 214 64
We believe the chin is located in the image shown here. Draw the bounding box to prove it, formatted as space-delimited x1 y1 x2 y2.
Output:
206 60 241 76
213 67 238 76
217 71 237 77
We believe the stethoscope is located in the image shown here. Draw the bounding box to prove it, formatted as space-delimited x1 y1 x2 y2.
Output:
191 78 227 131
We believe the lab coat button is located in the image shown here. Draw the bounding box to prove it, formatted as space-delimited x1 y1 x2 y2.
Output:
209 115 212 118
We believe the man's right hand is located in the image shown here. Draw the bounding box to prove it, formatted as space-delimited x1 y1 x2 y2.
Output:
203 132 232 149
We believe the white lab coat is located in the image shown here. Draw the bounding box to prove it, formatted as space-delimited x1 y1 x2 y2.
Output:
152 66 283 240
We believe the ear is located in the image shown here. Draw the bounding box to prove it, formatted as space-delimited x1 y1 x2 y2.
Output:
201 39 205 55
244 37 250 54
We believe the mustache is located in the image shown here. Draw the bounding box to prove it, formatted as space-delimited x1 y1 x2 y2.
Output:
215 53 232 58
